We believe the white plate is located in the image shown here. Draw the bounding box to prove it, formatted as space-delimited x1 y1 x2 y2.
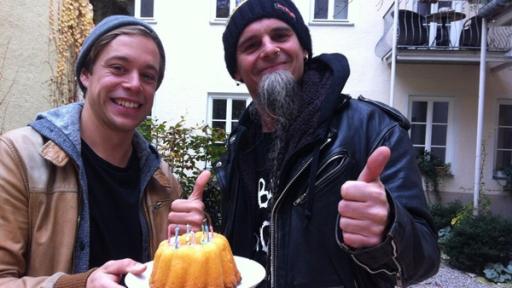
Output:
125 255 266 288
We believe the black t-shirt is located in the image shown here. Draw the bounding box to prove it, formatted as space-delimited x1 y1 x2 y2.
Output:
253 133 273 268
82 140 142 268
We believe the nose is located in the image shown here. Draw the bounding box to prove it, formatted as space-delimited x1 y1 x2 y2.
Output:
123 71 143 91
260 37 280 59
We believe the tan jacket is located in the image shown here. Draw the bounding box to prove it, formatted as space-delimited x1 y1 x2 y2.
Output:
0 127 181 288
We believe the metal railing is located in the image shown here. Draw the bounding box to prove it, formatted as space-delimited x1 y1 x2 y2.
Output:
375 0 512 58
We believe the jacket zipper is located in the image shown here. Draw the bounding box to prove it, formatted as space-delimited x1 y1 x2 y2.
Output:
270 137 332 287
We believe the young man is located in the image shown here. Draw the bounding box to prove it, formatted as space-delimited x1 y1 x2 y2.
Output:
0 16 182 287
172 0 440 287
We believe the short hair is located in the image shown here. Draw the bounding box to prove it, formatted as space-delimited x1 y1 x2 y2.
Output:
75 15 166 92
82 25 164 78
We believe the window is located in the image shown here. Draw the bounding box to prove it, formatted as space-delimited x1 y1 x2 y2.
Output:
416 1 431 16
438 0 452 10
126 0 154 18
313 0 348 21
215 0 243 19
90 0 153 22
208 94 251 134
495 101 512 174
409 98 450 162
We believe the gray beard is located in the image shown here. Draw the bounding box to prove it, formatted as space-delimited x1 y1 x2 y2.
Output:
253 70 299 125
250 70 301 195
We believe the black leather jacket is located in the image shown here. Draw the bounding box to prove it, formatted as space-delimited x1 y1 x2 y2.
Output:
215 54 440 288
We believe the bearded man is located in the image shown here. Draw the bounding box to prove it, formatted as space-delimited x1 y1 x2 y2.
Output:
169 0 440 287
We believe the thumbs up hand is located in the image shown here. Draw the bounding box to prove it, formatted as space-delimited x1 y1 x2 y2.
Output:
168 170 211 236
338 146 391 249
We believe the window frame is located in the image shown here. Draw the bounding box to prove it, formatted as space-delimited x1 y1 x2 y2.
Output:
408 96 454 163
210 0 242 24
207 93 251 134
132 0 155 21
310 0 352 25
493 99 512 178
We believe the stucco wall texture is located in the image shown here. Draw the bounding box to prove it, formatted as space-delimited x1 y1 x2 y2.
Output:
0 0 52 132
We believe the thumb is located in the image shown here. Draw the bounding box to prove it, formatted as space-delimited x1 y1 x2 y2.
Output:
126 261 147 275
357 146 391 183
188 170 211 200
102 259 144 275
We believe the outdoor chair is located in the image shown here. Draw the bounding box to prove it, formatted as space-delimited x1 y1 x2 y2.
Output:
459 16 483 48
397 10 429 46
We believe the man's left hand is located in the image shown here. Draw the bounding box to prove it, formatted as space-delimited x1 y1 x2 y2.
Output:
338 146 391 249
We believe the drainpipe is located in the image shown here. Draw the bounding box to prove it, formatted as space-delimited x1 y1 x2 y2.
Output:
473 18 488 216
389 0 399 107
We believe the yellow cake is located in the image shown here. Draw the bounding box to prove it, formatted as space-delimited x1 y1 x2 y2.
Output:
150 231 241 288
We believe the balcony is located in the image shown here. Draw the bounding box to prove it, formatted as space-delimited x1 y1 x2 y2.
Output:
375 0 512 65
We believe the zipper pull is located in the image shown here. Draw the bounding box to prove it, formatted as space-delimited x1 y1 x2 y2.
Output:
293 191 308 206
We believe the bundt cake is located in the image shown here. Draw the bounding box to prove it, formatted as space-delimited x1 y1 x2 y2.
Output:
150 231 241 288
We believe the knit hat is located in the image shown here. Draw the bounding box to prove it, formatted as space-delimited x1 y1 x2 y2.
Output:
222 0 312 79
75 15 166 92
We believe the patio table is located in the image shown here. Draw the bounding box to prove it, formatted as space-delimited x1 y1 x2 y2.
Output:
426 9 466 46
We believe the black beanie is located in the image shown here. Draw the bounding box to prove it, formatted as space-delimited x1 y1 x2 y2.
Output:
75 15 166 92
222 0 312 79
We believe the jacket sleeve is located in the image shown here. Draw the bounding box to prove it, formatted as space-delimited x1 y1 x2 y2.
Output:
341 124 440 287
0 135 63 288
158 160 183 200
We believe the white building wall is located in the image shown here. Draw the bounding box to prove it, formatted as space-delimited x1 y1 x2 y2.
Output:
151 0 395 126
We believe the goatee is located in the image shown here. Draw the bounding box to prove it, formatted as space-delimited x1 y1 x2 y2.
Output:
251 70 301 196
252 70 299 125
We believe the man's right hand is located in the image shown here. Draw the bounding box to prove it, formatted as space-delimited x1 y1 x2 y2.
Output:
167 170 211 234
86 259 146 288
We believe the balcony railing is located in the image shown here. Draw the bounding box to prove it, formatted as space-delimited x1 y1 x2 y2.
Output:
375 0 512 64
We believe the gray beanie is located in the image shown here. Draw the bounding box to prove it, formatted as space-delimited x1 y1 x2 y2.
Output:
75 15 166 92
222 0 312 79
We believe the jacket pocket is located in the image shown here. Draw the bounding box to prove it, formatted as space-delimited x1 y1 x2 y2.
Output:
315 152 349 188
292 152 350 206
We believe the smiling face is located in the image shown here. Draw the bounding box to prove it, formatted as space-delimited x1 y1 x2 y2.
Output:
79 34 160 134
235 18 307 97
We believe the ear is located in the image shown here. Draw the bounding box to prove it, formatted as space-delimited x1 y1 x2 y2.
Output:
79 70 90 89
303 50 309 60
234 71 242 82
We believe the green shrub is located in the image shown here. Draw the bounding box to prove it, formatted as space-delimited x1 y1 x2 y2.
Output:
416 150 452 201
443 212 512 274
429 201 464 232
138 116 227 230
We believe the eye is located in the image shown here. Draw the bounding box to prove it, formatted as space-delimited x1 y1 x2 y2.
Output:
271 31 291 42
110 64 126 74
239 39 261 54
142 72 158 84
